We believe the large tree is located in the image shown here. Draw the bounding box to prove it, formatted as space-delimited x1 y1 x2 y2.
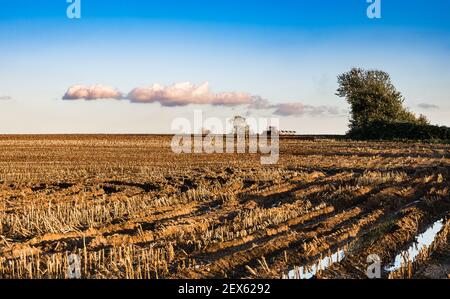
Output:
336 68 428 131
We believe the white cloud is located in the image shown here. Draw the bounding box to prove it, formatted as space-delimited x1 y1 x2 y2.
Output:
273 103 341 117
63 85 122 100
62 82 343 118
417 103 439 109
127 81 254 106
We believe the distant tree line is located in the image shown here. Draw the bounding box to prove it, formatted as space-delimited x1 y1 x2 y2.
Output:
337 68 450 141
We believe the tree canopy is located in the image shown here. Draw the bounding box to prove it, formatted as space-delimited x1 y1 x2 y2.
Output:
335 68 450 141
336 68 428 131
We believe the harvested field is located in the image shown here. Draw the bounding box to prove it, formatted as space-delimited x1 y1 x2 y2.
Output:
0 135 449 279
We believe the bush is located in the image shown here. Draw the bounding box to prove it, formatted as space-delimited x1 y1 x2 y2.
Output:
347 121 450 141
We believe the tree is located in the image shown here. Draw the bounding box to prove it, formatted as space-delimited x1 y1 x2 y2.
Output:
336 68 428 132
200 127 212 135
230 116 250 136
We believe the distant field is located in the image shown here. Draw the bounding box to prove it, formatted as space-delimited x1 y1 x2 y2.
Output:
0 135 448 279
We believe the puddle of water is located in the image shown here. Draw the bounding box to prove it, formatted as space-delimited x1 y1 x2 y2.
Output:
282 248 346 279
384 218 444 273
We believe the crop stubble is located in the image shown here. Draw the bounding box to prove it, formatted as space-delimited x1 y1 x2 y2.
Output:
0 135 448 279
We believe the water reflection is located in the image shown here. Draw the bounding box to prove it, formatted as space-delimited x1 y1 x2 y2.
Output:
384 218 444 273
283 248 346 279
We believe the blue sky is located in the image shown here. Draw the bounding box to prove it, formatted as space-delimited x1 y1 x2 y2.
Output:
0 0 449 134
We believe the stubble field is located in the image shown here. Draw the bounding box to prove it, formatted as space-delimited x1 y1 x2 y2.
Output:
0 135 448 279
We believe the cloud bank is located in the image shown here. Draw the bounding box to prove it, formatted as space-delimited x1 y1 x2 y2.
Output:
127 82 254 106
62 82 341 117
417 103 439 109
63 85 122 100
0 96 12 101
273 103 340 117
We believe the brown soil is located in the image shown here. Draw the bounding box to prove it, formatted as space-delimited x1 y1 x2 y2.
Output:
0 135 448 279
